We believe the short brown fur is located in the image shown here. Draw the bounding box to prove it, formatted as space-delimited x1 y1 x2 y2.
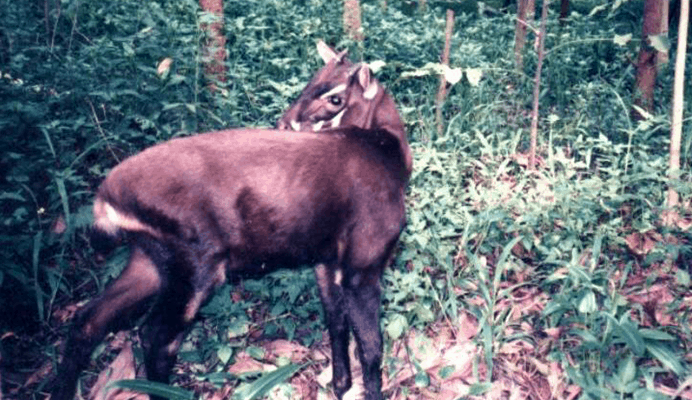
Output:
52 42 409 400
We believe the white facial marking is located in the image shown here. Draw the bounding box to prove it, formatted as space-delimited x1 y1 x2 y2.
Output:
319 84 347 99
290 120 301 131
329 109 346 128
312 120 325 131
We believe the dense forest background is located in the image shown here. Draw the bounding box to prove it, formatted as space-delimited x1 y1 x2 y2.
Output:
1 0 691 399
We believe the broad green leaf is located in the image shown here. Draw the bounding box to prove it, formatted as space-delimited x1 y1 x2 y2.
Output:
639 329 676 341
468 382 492 395
646 342 684 375
613 33 632 47
108 379 194 400
616 355 636 388
676 269 690 287
368 60 386 73
632 388 671 400
443 66 462 85
217 345 233 364
648 34 670 53
246 346 265 360
465 68 482 86
414 371 430 387
233 363 304 400
577 290 597 314
617 317 645 356
385 313 408 340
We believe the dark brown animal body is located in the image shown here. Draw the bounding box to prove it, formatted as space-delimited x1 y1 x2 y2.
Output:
52 42 409 400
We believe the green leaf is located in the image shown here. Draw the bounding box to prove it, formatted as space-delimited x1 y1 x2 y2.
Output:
32 231 44 322
246 346 265 360
385 313 408 340
577 290 597 314
613 33 632 47
632 388 671 400
676 269 690 287
617 317 645 356
217 345 233 364
615 354 636 390
108 379 195 400
638 329 676 341
438 365 455 379
648 34 670 53
414 371 430 387
465 68 482 86
233 363 304 400
646 342 684 375
468 382 492 395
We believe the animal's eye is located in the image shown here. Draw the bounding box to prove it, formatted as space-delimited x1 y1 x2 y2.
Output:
329 95 342 106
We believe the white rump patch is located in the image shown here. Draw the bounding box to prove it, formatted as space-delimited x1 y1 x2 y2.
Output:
93 198 157 237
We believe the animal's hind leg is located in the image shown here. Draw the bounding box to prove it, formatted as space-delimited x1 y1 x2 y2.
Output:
52 245 163 400
140 255 227 398
140 285 191 388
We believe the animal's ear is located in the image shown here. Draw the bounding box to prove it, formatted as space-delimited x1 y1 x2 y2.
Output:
317 40 348 64
354 64 379 100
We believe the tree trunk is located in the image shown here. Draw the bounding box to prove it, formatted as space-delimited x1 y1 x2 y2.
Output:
559 0 570 23
343 0 363 41
514 0 534 70
667 0 688 210
529 0 549 170
436 9 455 136
633 0 668 117
199 0 227 92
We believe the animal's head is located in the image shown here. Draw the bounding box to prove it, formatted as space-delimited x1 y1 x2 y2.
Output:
278 41 412 175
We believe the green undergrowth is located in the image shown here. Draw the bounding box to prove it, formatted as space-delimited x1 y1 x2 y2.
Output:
2 0 692 398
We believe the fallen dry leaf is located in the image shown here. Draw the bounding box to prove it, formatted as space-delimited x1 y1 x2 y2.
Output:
264 339 310 363
227 351 275 375
625 230 661 256
88 341 146 400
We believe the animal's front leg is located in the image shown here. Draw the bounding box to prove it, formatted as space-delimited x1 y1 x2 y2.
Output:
315 264 352 398
345 269 384 400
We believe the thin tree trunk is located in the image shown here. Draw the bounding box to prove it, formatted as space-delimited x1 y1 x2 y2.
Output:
528 0 549 170
559 0 570 23
199 0 227 92
44 0 51 44
343 0 363 41
436 9 454 136
633 0 668 116
667 0 688 210
514 0 534 70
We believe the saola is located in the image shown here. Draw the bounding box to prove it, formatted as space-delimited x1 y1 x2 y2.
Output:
51 41 410 400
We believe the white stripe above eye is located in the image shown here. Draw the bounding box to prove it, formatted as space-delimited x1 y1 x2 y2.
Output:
319 84 347 99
